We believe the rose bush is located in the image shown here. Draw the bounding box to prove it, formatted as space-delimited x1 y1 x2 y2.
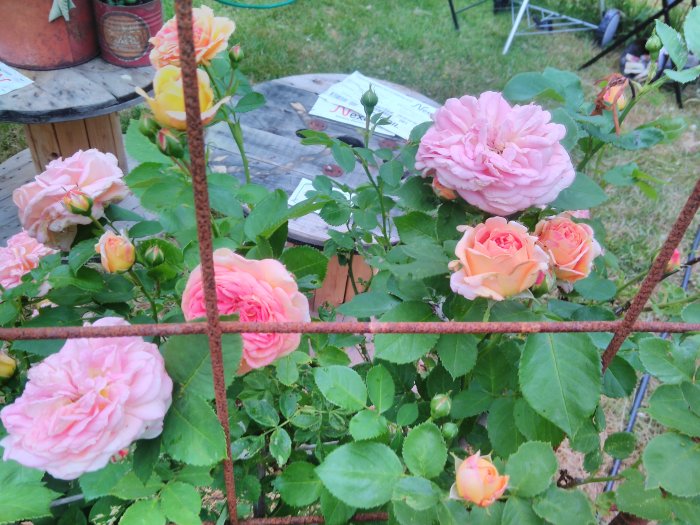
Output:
0 8 699 525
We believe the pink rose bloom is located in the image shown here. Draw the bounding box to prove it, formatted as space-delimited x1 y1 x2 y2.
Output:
181 249 311 374
13 149 128 251
149 6 236 69
535 214 602 286
449 217 549 301
0 231 57 291
0 317 172 480
415 92 575 216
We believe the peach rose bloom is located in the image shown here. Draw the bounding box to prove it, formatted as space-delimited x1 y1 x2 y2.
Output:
0 231 57 291
449 217 549 301
136 65 229 131
149 6 236 69
0 317 172 480
535 215 601 285
12 149 128 251
181 249 310 374
415 92 575 216
454 452 508 507
95 231 136 273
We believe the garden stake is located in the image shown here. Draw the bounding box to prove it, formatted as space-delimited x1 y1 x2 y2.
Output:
602 176 700 372
173 0 238 521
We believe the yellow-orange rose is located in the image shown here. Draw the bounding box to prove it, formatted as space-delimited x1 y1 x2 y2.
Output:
535 214 601 285
449 217 548 301
136 65 228 131
95 231 135 273
149 6 236 69
454 452 508 507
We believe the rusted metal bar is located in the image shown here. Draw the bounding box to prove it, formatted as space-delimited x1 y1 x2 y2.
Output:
173 0 238 522
240 513 389 524
602 177 700 371
1 320 699 341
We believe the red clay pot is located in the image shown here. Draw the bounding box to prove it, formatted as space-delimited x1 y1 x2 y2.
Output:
0 0 99 70
93 0 163 67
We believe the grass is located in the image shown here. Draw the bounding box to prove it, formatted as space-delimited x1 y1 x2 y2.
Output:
1 0 699 273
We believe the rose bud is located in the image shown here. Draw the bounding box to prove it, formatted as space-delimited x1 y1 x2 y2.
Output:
455 452 508 507
138 113 160 139
0 351 17 379
95 231 136 273
441 422 459 441
143 244 166 267
603 83 627 111
361 86 379 117
532 270 554 298
156 129 185 159
432 177 458 201
646 33 662 54
666 248 682 273
430 393 452 419
62 188 93 217
229 44 244 66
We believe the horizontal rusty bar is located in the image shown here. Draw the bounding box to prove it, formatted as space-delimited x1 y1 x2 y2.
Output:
240 513 389 524
0 320 698 341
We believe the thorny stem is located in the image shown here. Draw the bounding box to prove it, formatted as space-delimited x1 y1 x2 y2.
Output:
356 155 391 250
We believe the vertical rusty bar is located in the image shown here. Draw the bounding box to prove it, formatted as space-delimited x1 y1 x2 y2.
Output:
602 177 700 371
173 0 238 522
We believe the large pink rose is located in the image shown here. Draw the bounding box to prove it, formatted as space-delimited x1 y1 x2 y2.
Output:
149 6 236 69
449 217 549 301
181 249 311 374
12 149 128 251
0 317 172 480
415 92 575 216
0 231 57 291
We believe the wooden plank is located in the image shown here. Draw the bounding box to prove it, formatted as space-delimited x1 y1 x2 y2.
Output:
54 120 90 159
84 113 128 171
71 60 153 102
24 123 61 172
108 113 129 172
0 150 34 241
312 255 350 310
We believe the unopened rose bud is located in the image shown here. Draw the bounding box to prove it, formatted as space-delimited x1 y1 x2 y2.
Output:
229 44 244 66
455 452 508 507
442 422 459 441
0 351 17 379
666 248 682 273
432 177 458 201
139 113 160 139
646 33 662 54
430 393 452 419
62 188 93 217
95 231 135 273
603 84 627 110
156 129 185 159
361 86 379 117
143 244 165 267
532 270 554 298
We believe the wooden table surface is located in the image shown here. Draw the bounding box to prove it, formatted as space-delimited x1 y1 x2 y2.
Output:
208 73 438 247
0 58 153 124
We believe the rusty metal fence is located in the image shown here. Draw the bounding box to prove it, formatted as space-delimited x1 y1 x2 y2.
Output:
1 1 699 523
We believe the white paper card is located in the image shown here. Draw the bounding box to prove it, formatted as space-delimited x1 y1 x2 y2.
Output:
0 62 33 96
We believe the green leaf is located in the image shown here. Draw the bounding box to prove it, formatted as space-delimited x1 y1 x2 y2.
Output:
602 357 637 398
574 275 616 301
643 432 700 497
0 460 44 485
243 398 280 428
520 333 601 435
314 365 367 411
275 351 309 386
655 20 688 69
503 72 562 103
392 500 437 525
162 394 227 466
337 291 400 318
160 482 202 525
615 470 671 521
234 91 266 113
551 108 580 150
379 160 404 187
451 383 493 418
0 484 59 525
243 190 289 241
275 462 323 507
349 409 388 440
396 403 419 426
603 432 637 459
394 211 437 244
270 428 292 466
402 422 447 479
647 383 700 437
666 66 700 83
162 334 242 399
132 437 161 484
436 333 478 380
88 496 126 525
392 477 439 511
110 471 163 500
550 173 608 210
506 441 558 497
69 238 98 273
513 399 565 447
331 143 356 173
280 246 329 285
436 499 469 525
639 337 692 384
316 442 403 508
374 302 440 363
125 121 169 164
488 397 527 458
230 435 265 461
532 487 595 525
503 497 546 525
320 487 356 525
118 499 166 525
685 7 700 55
366 364 395 413
80 462 130 501
682 301 700 322
49 265 103 292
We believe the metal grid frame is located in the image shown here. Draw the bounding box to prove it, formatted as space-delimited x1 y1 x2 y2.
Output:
1 1 699 523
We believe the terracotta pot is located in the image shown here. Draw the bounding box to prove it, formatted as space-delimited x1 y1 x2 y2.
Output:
93 0 163 67
0 0 99 70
